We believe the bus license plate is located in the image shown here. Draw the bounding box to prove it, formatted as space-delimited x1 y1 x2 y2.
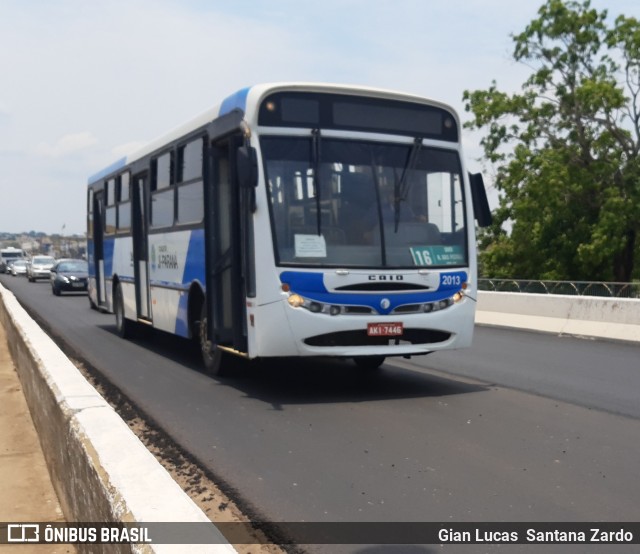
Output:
367 322 403 336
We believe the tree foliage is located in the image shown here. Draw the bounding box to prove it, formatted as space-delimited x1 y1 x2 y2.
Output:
464 0 640 281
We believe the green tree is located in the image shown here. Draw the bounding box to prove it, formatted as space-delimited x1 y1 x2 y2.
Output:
464 0 640 281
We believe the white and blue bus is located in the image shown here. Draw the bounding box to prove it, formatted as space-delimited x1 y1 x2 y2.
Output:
87 83 491 374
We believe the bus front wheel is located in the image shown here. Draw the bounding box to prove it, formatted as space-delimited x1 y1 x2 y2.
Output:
199 305 225 375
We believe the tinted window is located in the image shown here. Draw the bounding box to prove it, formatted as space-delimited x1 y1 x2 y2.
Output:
153 152 173 191
179 139 203 183
118 201 131 231
105 206 116 234
119 172 130 201
107 178 116 205
177 181 204 224
151 189 174 227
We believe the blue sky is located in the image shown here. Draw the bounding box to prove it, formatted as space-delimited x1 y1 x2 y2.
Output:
0 0 637 235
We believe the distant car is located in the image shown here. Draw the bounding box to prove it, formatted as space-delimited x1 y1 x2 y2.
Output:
27 255 56 281
9 259 28 277
50 259 89 296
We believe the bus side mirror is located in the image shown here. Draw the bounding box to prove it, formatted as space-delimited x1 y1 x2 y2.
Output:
236 145 258 189
469 173 492 228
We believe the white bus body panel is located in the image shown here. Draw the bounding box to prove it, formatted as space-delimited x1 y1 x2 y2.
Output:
146 230 205 336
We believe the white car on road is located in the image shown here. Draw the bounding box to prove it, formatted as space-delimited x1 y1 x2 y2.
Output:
9 259 29 276
27 255 56 281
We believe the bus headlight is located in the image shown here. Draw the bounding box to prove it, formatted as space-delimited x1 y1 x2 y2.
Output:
422 297 455 313
287 294 345 315
287 294 305 308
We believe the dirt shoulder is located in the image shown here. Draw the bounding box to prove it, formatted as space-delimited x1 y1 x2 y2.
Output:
0 321 75 554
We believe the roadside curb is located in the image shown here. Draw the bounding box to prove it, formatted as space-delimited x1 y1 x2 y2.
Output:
476 291 640 343
0 283 236 554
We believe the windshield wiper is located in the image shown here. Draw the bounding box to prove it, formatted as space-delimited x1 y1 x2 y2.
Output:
394 136 423 232
311 128 322 236
370 152 387 266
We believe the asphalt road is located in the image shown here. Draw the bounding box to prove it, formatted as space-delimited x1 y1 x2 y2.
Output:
2 273 639 554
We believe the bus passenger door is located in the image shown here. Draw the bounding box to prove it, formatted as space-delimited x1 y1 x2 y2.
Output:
92 190 107 307
132 173 151 320
206 138 247 353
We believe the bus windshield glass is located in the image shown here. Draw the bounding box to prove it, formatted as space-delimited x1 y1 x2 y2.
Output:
262 137 468 268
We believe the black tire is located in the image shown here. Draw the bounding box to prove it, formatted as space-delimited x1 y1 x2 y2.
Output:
52 283 61 296
353 356 386 371
199 304 225 375
114 283 135 339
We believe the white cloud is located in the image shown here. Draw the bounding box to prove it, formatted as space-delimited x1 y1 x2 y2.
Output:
35 132 98 159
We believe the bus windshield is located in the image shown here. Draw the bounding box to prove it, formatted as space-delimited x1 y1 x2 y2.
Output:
262 136 468 268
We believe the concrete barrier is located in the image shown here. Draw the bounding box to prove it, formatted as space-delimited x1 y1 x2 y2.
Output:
476 290 640 343
0 283 236 554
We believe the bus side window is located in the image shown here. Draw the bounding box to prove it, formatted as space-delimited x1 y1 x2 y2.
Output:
176 139 204 224
177 182 203 223
151 152 175 228
105 178 117 234
117 172 131 232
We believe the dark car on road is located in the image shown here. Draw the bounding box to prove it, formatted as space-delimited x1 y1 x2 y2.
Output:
50 259 89 296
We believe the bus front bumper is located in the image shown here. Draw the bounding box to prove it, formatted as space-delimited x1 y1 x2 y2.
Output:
250 297 476 359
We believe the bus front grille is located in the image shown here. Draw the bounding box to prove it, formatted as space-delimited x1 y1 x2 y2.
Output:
303 329 451 347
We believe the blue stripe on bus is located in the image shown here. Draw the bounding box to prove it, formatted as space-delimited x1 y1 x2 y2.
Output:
87 157 127 185
279 271 467 315
87 242 95 277
103 239 115 277
182 229 206 287
219 87 250 116
173 229 205 337
175 293 190 338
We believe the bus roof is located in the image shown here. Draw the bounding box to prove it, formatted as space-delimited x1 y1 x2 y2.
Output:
87 82 457 186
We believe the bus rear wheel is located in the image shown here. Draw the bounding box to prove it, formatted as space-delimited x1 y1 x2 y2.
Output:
353 356 385 371
199 304 225 375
